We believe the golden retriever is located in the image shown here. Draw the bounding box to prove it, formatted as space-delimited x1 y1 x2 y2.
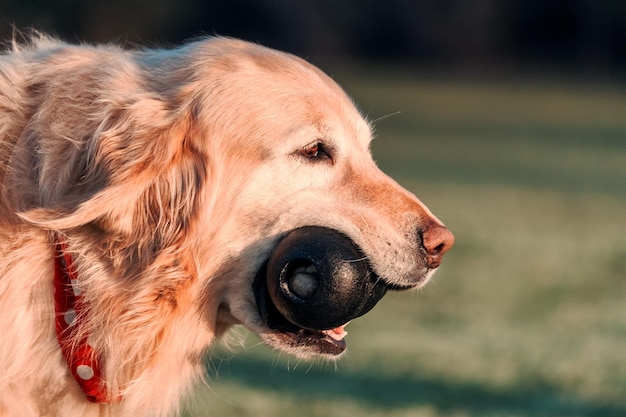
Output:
0 34 454 417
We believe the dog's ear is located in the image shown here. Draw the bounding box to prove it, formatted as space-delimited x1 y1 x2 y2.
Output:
18 95 204 246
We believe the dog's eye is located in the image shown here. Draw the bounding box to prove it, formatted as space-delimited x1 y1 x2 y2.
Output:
301 143 320 158
300 141 331 161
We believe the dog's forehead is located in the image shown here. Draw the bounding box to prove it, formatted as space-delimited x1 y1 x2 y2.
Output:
263 65 371 150
191 39 372 149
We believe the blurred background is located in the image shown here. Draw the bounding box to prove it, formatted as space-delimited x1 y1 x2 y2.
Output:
2 1 625 416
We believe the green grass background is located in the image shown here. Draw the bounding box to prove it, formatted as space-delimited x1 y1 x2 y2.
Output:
184 70 626 417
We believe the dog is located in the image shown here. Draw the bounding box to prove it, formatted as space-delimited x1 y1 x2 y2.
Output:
0 34 454 417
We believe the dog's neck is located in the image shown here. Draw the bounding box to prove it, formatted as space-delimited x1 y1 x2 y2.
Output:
53 236 116 403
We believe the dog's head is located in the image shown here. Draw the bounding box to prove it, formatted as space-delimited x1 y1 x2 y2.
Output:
183 39 455 358
13 38 453 360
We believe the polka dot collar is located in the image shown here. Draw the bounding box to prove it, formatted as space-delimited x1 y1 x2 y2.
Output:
54 237 116 403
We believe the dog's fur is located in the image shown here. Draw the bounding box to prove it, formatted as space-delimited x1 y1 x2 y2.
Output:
0 35 453 417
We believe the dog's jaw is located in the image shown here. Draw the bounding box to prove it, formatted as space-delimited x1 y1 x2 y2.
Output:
215 283 350 359
212 239 444 361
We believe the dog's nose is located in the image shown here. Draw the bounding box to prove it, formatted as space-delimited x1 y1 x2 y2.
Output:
422 223 455 269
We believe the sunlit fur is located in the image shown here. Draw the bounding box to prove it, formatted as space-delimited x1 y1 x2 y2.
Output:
0 34 449 417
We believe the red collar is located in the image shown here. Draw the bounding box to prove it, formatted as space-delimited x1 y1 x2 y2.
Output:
54 237 115 403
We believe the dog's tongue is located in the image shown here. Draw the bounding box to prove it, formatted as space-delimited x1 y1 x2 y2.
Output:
323 324 348 341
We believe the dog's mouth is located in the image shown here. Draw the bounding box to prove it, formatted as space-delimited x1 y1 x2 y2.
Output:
252 226 389 357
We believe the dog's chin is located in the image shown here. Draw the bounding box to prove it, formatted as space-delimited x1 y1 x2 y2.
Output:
218 308 348 359
260 326 348 359
225 319 349 361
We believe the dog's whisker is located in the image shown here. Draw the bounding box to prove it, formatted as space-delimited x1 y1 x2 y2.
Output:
343 256 369 263
370 110 403 127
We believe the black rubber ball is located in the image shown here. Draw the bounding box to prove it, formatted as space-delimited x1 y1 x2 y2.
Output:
266 226 387 331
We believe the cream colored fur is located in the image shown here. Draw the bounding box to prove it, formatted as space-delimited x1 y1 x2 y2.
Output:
0 35 449 417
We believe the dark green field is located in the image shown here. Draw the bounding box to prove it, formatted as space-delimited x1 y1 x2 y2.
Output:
185 70 626 417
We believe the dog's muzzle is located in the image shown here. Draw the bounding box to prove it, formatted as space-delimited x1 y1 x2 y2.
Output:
254 226 388 332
